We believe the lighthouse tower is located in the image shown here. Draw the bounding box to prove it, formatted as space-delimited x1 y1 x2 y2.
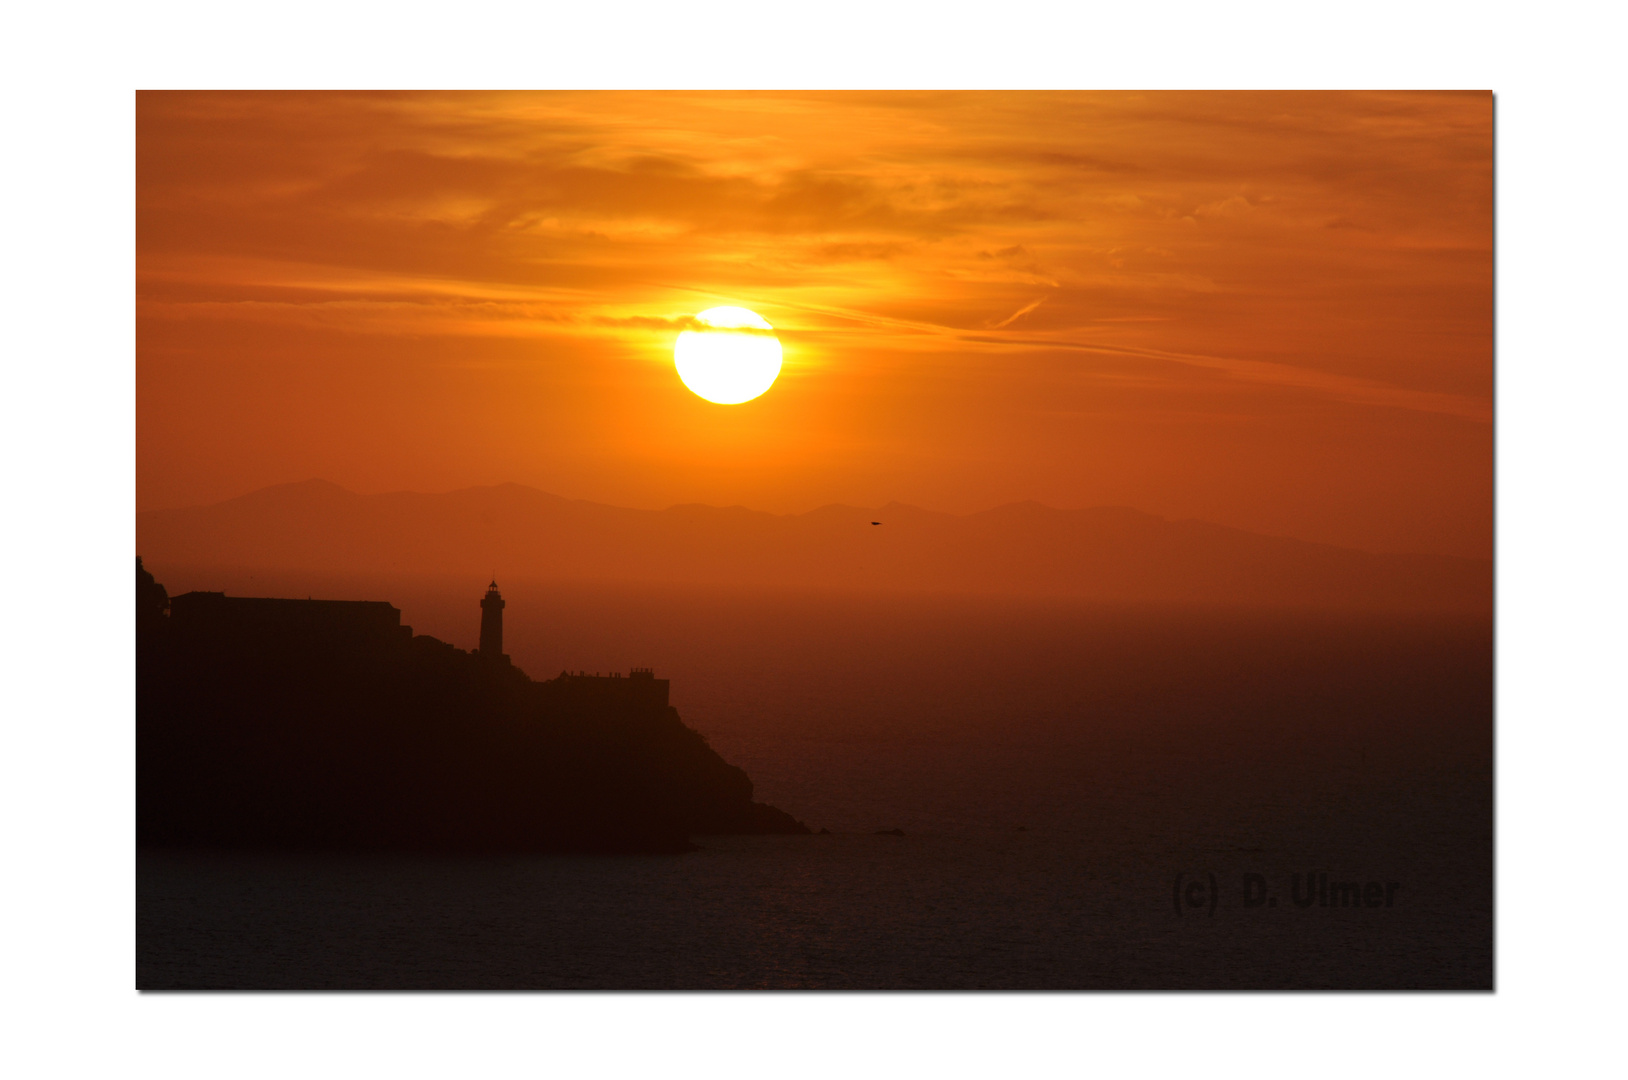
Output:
479 580 507 662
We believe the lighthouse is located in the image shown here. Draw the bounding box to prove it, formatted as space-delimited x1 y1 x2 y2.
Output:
479 580 507 662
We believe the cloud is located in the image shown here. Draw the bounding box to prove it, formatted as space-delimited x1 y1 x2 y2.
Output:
139 90 1492 417
954 335 1490 422
988 296 1049 329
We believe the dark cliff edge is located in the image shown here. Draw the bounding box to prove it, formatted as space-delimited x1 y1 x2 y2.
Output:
137 559 809 854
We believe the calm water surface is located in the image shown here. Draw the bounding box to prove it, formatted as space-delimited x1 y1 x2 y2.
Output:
139 594 1492 989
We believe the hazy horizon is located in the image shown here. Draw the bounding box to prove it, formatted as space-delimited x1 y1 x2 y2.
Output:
138 477 1490 612
141 476 1489 562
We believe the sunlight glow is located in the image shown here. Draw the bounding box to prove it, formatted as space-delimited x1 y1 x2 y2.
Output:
674 306 783 404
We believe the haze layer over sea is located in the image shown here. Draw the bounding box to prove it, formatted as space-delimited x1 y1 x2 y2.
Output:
138 572 1493 990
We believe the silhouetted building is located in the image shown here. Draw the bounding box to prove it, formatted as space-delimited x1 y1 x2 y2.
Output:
551 667 670 708
168 591 412 649
480 580 508 663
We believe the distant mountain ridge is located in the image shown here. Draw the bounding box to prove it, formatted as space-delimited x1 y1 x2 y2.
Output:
137 480 1491 611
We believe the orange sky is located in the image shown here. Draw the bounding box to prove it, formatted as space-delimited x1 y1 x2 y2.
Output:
137 91 1492 558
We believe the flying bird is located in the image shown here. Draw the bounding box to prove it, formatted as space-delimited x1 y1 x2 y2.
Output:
871 521 881 525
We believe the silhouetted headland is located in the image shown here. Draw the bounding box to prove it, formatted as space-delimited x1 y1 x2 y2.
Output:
137 558 809 853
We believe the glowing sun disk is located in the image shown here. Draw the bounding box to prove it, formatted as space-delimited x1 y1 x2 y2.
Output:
674 306 783 404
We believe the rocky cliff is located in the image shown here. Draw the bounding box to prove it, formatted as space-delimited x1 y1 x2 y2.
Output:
137 559 808 853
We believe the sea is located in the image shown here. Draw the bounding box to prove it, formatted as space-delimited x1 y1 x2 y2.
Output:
137 579 1493 990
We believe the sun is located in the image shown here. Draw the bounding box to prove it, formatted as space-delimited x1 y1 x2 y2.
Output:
674 306 783 404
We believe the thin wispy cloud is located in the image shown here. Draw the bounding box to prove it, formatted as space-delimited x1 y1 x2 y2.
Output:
988 296 1049 330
